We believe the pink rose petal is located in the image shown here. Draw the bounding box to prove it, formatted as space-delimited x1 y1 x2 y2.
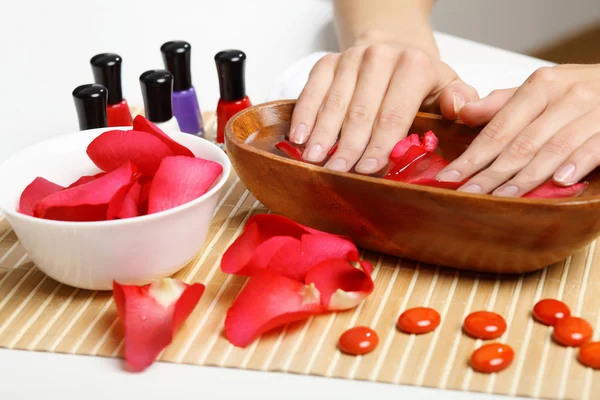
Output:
33 161 137 221
147 156 223 214
19 177 64 216
87 129 174 175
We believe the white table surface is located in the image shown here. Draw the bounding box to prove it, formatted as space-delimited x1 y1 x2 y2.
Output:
0 1 554 398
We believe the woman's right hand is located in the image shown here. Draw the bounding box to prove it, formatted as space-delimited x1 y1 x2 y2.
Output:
289 43 480 174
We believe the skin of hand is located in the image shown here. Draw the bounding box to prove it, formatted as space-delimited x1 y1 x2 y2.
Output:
288 0 479 175
438 64 600 197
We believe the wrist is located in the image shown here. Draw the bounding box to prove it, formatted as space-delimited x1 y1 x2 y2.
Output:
352 28 439 58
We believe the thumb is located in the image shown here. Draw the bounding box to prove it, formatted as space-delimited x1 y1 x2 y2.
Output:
438 81 480 120
458 87 518 127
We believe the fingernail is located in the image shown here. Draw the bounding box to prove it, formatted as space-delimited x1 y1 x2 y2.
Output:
305 144 325 162
453 93 466 116
356 158 379 173
554 163 576 183
494 185 519 197
325 158 347 171
459 184 482 194
437 170 462 182
291 123 308 144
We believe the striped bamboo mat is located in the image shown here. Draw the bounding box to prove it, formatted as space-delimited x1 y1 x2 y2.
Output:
1 171 599 399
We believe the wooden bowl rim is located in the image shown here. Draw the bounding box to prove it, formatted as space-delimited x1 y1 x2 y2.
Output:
225 100 600 208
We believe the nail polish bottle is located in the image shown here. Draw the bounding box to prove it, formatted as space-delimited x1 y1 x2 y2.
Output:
72 84 108 130
139 69 180 132
90 53 133 127
160 40 205 137
215 49 252 146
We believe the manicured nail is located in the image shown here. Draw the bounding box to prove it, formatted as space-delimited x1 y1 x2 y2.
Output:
554 163 576 184
437 170 462 182
459 184 482 194
453 93 466 116
305 144 325 162
290 123 308 144
494 185 519 197
325 158 347 171
356 158 379 174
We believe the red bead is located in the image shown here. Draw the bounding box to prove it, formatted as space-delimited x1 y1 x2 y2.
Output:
553 317 593 347
470 343 514 373
533 299 570 326
463 311 507 340
578 342 600 369
397 307 441 334
338 326 379 355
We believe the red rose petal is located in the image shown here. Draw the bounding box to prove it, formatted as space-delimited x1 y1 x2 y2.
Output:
137 176 153 216
19 177 64 216
389 134 422 164
244 236 301 277
133 115 194 157
87 129 174 175
33 161 137 221
221 215 359 280
275 141 303 161
305 259 374 310
113 279 205 372
221 214 314 275
524 181 588 199
267 233 360 281
327 144 339 158
113 181 141 219
385 145 449 183
224 270 324 348
421 130 439 152
147 156 223 214
67 175 97 189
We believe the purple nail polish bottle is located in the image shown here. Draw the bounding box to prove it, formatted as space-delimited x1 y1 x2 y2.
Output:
161 41 205 137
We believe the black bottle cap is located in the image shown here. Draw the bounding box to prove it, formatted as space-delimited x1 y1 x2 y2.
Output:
90 53 124 105
139 69 173 123
72 84 108 130
214 49 247 101
161 41 192 92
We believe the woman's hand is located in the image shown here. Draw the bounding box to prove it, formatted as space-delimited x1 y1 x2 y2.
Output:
289 44 479 174
437 64 600 197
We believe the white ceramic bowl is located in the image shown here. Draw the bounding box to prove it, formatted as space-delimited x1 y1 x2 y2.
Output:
0 127 231 290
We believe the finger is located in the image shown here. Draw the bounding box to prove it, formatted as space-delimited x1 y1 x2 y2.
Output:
289 53 340 144
438 81 480 120
302 48 364 163
324 45 398 172
436 70 552 183
459 88 518 127
553 131 600 186
459 85 597 195
355 49 435 174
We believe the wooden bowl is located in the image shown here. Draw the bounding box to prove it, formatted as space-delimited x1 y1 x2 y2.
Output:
225 100 600 274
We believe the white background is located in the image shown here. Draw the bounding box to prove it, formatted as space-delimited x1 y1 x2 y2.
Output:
1 0 599 161
0 1 592 399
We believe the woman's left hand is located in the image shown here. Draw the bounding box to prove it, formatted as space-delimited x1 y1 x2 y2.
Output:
436 64 600 197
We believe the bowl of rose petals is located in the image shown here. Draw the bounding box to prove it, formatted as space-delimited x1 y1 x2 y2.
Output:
0 116 230 290
226 100 600 274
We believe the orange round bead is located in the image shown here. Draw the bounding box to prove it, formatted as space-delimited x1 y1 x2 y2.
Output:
578 342 600 369
470 343 514 373
553 317 593 347
463 311 507 340
397 307 441 334
533 299 570 326
338 326 378 355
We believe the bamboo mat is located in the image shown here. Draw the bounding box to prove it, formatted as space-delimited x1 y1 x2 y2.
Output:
1 172 600 399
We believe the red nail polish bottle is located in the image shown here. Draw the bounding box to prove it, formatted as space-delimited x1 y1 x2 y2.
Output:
72 84 108 130
90 53 133 127
215 50 252 147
